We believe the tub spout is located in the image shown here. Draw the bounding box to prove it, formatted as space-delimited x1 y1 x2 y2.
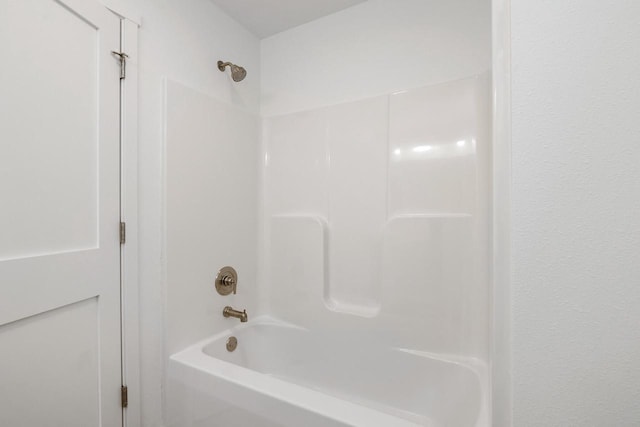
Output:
223 306 248 323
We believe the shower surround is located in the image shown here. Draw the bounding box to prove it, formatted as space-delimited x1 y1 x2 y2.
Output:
165 1 491 426
167 73 491 426
263 74 491 357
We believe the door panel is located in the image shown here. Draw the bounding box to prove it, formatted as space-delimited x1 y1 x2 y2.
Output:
1 299 100 427
0 0 122 425
0 0 99 261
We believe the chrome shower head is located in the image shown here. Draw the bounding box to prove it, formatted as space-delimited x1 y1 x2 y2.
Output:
217 60 247 82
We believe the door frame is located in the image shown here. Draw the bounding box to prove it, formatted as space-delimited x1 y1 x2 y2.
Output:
101 2 141 427
491 0 512 426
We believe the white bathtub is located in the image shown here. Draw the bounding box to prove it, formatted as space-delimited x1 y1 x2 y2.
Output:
168 316 488 427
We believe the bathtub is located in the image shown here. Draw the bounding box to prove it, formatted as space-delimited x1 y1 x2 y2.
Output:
168 316 488 427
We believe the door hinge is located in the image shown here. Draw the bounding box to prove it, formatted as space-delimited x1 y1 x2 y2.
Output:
111 51 128 79
121 385 128 408
120 222 126 244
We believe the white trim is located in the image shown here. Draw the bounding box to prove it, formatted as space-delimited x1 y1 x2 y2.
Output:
491 0 512 425
159 77 170 425
119 17 141 427
100 0 142 26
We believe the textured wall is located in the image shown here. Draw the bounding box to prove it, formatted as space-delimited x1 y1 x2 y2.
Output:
511 1 640 425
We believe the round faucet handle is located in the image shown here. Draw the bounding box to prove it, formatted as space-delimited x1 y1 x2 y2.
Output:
221 275 235 286
215 266 238 295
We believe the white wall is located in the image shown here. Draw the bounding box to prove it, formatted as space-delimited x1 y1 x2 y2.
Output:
511 1 640 425
122 1 261 426
261 0 491 116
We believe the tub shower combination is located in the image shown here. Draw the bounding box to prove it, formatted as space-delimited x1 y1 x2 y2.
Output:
167 59 491 425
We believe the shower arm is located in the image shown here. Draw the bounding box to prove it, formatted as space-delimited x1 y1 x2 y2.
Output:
217 61 232 72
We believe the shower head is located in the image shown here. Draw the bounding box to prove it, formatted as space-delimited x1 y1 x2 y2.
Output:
217 60 247 82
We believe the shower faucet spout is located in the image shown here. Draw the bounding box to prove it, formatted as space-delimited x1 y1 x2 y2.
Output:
223 306 248 323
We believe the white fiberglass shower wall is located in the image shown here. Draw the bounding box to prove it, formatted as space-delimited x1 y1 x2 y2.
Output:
262 0 491 357
260 0 490 420
262 75 490 351
166 0 492 426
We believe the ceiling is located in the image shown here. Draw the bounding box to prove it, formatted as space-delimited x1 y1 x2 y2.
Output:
210 0 368 39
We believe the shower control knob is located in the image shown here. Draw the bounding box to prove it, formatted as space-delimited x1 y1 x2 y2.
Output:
215 266 238 295
221 275 235 286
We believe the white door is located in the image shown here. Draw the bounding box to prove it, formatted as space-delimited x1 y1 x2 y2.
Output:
0 0 122 426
